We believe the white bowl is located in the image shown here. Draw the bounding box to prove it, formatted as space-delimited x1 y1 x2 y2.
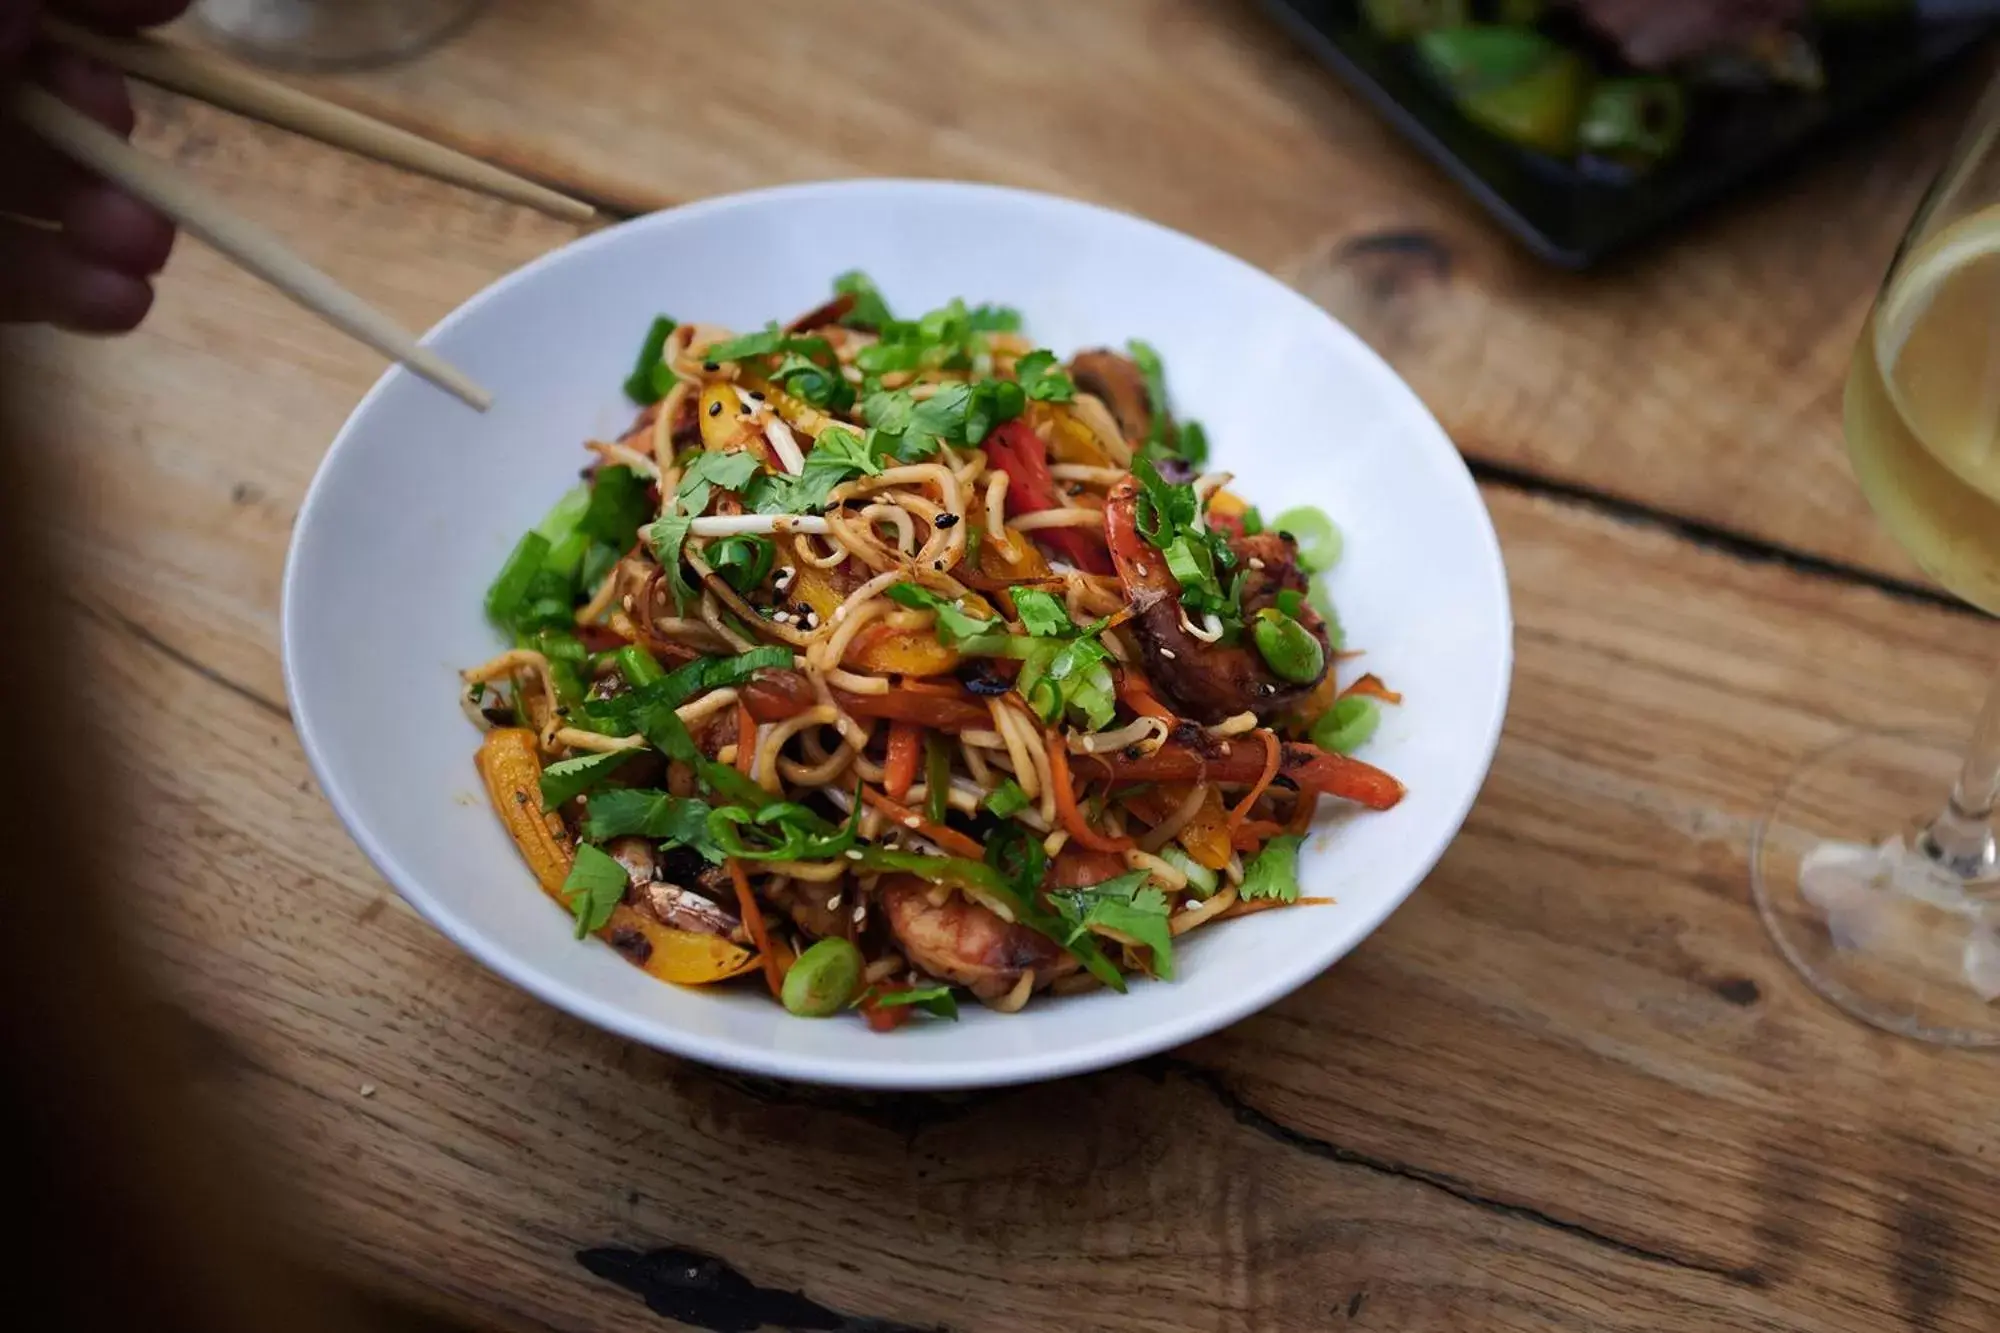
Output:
284 180 1511 1090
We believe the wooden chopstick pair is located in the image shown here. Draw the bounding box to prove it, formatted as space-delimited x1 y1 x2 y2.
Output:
15 20 599 410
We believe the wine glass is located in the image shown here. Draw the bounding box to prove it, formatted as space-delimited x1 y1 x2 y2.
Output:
1753 74 2000 1045
194 0 489 70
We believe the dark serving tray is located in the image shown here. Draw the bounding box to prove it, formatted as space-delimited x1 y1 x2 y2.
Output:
1260 0 1998 267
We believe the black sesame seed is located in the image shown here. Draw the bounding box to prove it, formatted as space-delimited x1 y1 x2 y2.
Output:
703 360 719 372
706 400 723 417
934 513 960 529
932 559 945 570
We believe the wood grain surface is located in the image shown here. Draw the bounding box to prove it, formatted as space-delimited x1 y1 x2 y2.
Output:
13 11 2000 1330
257 0 1991 594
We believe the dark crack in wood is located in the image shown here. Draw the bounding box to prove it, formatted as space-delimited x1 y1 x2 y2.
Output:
577 1246 946 1333
1162 1058 1764 1286
70 596 292 721
1466 457 1967 617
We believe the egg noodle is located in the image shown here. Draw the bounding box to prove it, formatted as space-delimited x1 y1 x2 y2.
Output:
465 274 1405 1028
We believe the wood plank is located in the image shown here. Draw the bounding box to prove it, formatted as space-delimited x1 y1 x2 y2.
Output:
242 0 1986 590
13 96 2000 1331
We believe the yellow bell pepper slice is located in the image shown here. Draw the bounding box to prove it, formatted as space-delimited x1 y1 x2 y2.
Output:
474 728 760 985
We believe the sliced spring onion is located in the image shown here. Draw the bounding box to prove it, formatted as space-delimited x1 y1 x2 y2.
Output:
1271 506 1342 574
1157 846 1219 899
1312 696 1380 755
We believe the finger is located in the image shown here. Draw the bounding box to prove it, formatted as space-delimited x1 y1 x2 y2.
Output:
30 44 137 137
53 1 192 30
0 3 43 68
62 180 175 274
0 217 154 332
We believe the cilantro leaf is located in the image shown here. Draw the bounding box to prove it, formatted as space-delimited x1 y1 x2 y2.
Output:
810 425 881 475
561 843 630 939
863 387 916 435
834 271 895 330
642 513 698 611
1178 419 1211 470
623 315 677 405
1010 587 1074 637
884 583 1002 646
675 449 763 517
868 985 959 1020
708 790 862 862
743 426 881 516
965 303 1021 332
1013 349 1075 402
702 323 785 362
771 349 855 412
1128 338 1174 456
581 788 723 860
1051 870 1176 980
1239 833 1304 904
982 779 1030 818
538 749 636 809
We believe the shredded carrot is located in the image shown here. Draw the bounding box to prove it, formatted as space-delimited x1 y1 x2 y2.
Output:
861 786 984 861
1046 730 1137 853
1116 671 1174 721
1224 729 1282 838
728 858 785 999
862 983 916 1032
1220 895 1336 920
735 702 757 777
884 721 923 802
1285 785 1321 835
1340 673 1402 704
1231 819 1286 851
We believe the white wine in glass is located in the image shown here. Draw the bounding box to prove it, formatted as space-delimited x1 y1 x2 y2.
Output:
1755 86 2000 1045
195 0 488 70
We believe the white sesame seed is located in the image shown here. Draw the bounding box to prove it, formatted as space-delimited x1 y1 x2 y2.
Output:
805 612 821 628
852 904 867 923
903 816 921 829
1247 557 1266 570
845 849 864 861
1160 648 1176 660
359 1083 377 1098
825 893 842 910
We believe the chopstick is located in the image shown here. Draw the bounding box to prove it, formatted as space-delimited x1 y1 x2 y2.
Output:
41 18 594 224
13 85 493 410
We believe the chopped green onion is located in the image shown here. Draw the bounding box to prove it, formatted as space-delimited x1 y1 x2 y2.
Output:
485 531 550 628
1311 696 1381 755
982 779 1031 819
623 315 677 405
616 644 665 689
1157 846 1219 899
924 733 953 825
1271 506 1342 574
708 533 776 595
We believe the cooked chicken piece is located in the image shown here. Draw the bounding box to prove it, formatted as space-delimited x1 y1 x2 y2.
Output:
605 837 656 889
1570 0 1806 69
1103 476 1330 724
764 876 848 941
643 882 741 938
879 876 1078 1000
1066 349 1156 445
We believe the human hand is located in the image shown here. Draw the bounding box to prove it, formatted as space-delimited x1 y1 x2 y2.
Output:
1 0 191 332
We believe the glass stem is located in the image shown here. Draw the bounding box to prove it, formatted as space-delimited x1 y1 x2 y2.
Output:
1921 661 2000 880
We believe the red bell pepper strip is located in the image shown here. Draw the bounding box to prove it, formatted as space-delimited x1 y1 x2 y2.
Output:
983 421 1113 575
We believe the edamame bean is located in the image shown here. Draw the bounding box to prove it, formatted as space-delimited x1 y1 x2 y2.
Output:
781 937 864 1017
1251 608 1325 684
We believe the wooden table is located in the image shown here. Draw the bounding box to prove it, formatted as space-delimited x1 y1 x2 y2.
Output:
12 2 2000 1328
